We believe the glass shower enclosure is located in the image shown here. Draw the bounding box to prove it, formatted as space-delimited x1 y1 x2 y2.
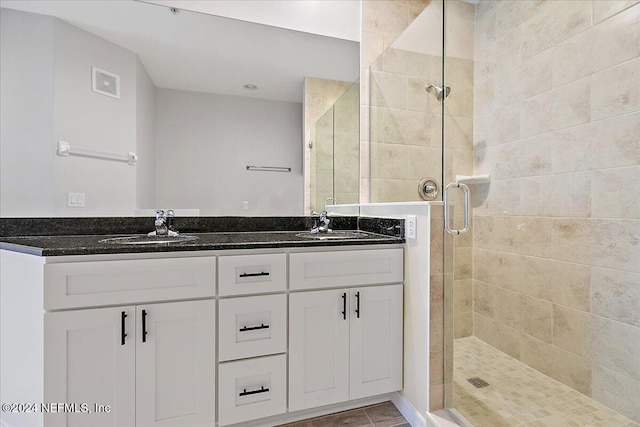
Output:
369 0 640 425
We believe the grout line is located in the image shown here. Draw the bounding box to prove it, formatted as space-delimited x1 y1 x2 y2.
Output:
362 409 375 427
470 277 640 326
471 246 639 276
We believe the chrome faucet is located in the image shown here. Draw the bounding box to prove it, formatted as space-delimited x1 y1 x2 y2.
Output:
154 210 168 236
310 210 331 234
150 209 179 236
165 209 175 232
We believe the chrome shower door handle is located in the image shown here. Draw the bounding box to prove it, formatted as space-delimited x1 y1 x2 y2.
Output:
443 182 470 235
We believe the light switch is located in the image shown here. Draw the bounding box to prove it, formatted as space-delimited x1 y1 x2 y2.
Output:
67 192 85 208
406 215 416 239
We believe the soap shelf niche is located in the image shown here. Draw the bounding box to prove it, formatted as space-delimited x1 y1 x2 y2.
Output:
455 174 491 185
57 141 137 166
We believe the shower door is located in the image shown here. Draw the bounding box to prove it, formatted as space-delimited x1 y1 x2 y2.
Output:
445 1 640 426
366 0 461 416
367 0 639 424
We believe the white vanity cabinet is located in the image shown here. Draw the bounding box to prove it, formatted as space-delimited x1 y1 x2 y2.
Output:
288 248 404 412
1 244 403 427
44 300 216 427
217 253 289 426
349 285 404 399
44 306 136 427
289 285 403 411
44 257 217 310
288 289 350 410
0 252 217 427
135 300 215 427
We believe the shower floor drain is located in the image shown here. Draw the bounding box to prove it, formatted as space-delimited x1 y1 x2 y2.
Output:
467 377 490 388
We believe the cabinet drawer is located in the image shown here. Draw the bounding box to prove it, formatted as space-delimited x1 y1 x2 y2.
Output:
44 257 216 309
218 354 286 426
290 248 403 290
219 294 286 362
218 253 286 296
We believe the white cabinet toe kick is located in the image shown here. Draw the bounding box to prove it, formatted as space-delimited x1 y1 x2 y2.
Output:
0 245 404 427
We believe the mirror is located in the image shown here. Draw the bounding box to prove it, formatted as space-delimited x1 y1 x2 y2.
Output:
0 0 360 217
309 80 360 212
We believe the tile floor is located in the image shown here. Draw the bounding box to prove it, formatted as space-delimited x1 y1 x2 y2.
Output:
453 336 640 427
278 402 409 427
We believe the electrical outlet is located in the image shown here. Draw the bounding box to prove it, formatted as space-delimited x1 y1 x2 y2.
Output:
67 192 85 208
406 215 417 239
241 201 249 211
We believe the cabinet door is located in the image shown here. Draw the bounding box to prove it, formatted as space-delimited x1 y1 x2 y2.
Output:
44 306 136 427
135 300 215 427
289 290 349 411
350 284 403 399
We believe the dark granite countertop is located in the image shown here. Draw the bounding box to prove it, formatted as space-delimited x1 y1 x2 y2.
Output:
0 216 404 256
0 231 403 256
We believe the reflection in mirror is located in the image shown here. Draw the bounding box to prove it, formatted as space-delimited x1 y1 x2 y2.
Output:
309 81 360 212
0 1 359 217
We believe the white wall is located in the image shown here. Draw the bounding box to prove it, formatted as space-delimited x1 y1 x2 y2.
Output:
2 8 304 218
154 89 303 216
0 9 55 217
53 18 137 216
1 9 140 217
136 58 156 209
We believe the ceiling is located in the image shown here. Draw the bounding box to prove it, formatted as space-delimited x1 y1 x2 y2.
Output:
0 0 360 103
143 0 362 42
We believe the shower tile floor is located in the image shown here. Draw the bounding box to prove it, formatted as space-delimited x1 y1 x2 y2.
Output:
454 337 639 427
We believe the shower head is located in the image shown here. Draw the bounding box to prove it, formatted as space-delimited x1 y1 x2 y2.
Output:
425 84 451 101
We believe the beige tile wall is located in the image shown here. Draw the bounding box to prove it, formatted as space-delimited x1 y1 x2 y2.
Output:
429 204 446 410
309 107 335 213
304 77 353 212
369 48 443 203
473 1 640 422
333 82 360 207
366 1 475 340
360 0 431 203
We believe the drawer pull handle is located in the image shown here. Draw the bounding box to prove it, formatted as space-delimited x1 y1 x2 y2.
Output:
239 323 270 332
239 386 270 397
355 291 361 318
121 311 127 345
341 292 347 320
142 309 148 343
239 271 270 278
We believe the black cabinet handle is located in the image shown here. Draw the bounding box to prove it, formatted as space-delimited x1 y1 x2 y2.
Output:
142 309 148 343
341 292 347 320
355 291 361 318
239 386 270 397
239 323 270 332
120 311 127 345
239 271 270 278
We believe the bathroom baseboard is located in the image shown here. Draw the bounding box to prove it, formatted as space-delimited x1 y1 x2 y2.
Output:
391 393 427 427
425 408 465 427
